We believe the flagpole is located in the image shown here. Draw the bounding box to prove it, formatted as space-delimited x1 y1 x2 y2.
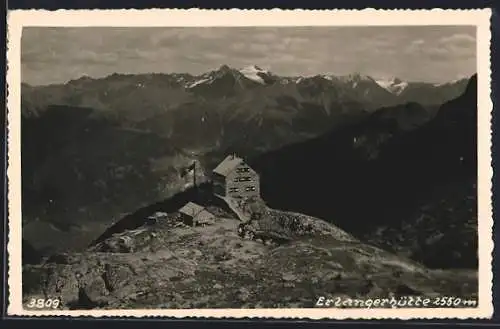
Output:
193 161 196 188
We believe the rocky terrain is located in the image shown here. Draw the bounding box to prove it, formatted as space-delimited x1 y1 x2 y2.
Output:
22 197 477 310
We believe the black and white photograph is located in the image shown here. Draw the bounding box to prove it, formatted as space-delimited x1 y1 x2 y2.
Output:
7 9 493 318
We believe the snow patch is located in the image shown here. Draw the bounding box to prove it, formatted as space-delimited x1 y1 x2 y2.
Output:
239 65 268 84
295 75 330 84
187 77 212 89
375 78 409 95
375 79 394 90
391 81 408 94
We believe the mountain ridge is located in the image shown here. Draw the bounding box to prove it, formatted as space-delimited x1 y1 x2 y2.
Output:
23 65 469 90
21 67 470 140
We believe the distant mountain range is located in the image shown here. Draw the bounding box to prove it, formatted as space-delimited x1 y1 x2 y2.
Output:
20 66 475 268
21 65 469 157
23 64 468 116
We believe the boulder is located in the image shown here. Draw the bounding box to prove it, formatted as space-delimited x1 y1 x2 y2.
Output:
282 273 298 282
237 287 251 302
102 263 133 292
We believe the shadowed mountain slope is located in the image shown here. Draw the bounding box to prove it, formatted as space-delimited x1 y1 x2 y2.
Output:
251 75 477 268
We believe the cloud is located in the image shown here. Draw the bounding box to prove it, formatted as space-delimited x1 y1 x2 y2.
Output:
439 33 475 45
21 26 477 85
404 31 476 63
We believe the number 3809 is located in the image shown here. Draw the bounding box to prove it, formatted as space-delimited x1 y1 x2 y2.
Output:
26 298 60 309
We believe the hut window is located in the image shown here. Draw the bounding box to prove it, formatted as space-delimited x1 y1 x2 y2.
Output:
234 176 251 182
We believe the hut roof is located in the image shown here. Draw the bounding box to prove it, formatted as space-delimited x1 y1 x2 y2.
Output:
197 210 215 224
213 154 244 177
179 202 205 218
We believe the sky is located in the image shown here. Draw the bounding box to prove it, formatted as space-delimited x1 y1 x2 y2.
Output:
21 26 476 86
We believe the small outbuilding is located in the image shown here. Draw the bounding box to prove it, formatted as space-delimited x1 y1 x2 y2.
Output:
178 202 215 227
146 211 169 225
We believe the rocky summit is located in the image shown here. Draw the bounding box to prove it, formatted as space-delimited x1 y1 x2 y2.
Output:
23 197 476 310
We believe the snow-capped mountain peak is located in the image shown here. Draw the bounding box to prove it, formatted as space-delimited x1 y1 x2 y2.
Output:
183 65 470 95
186 65 240 89
375 77 408 95
239 65 271 84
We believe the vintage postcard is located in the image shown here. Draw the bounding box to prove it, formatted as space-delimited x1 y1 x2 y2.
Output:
6 9 493 318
